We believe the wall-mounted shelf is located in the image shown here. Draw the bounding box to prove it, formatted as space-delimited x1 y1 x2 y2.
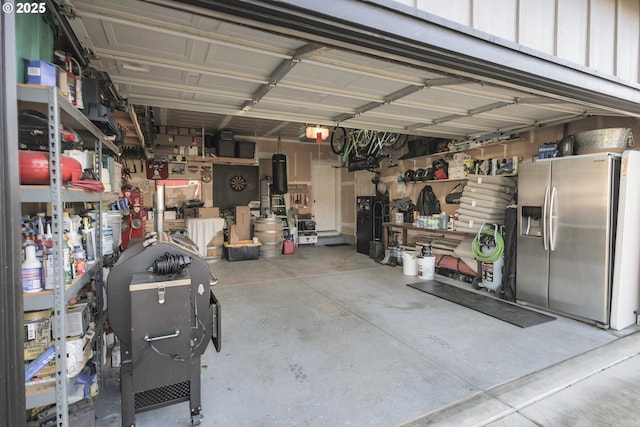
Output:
401 136 524 162
402 178 467 184
158 154 258 166
21 186 120 203
17 84 119 155
210 156 258 165
23 259 102 311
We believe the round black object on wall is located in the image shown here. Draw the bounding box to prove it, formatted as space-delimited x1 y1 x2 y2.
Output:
272 153 288 194
229 175 247 192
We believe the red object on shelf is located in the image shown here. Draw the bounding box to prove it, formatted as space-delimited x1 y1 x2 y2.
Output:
19 150 83 185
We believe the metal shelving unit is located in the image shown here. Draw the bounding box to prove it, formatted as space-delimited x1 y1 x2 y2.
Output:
19 85 115 423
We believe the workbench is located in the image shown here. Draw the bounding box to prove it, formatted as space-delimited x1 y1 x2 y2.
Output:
382 222 470 249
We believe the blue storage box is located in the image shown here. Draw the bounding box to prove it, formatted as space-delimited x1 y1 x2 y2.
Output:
25 60 56 86
538 143 558 159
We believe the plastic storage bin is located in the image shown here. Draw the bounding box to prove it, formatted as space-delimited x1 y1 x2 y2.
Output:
235 141 256 158
216 139 235 158
224 240 261 261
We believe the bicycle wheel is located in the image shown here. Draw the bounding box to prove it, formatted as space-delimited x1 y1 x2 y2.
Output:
352 129 371 148
331 127 347 155
381 132 401 147
391 134 408 150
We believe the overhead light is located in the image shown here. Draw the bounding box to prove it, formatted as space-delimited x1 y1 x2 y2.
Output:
305 125 329 144
122 62 150 73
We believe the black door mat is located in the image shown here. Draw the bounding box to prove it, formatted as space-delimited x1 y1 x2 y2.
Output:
323 243 351 247
407 280 555 328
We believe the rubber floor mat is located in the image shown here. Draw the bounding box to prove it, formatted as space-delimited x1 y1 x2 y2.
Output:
407 280 555 328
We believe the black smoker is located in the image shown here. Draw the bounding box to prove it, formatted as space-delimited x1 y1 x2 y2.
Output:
108 186 221 426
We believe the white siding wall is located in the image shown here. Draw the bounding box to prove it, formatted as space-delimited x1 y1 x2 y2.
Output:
393 0 640 85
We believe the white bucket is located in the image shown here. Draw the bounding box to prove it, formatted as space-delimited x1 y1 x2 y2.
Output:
108 212 122 250
102 226 114 255
103 211 122 252
402 252 417 276
417 256 435 280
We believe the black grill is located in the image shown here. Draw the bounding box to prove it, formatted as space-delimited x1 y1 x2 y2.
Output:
135 381 191 410
109 238 220 425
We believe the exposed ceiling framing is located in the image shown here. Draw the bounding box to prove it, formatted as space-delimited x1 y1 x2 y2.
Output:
61 0 640 146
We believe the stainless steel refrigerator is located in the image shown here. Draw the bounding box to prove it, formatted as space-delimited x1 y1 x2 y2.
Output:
516 153 620 326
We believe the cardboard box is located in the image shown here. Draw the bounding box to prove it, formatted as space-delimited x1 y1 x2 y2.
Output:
23 334 92 374
25 60 56 86
24 342 50 361
66 302 91 338
178 127 190 136
57 65 68 96
24 309 52 347
235 206 251 240
67 336 93 377
206 231 224 259
199 207 219 218
448 166 467 180
164 219 186 231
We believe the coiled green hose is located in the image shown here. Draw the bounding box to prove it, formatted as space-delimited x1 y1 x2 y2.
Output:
472 224 505 263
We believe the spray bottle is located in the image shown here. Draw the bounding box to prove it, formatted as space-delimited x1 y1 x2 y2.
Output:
43 224 55 290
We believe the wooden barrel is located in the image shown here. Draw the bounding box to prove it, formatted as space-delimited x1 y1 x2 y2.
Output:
254 217 283 257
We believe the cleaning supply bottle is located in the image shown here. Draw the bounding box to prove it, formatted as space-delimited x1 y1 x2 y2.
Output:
63 233 74 284
43 224 55 290
74 246 87 275
63 211 72 233
82 217 96 262
22 238 42 293
35 218 45 265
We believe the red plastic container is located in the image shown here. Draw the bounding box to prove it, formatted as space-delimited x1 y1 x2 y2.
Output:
282 239 295 255
19 150 83 185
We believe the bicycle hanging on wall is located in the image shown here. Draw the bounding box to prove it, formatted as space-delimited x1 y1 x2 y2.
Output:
330 127 407 171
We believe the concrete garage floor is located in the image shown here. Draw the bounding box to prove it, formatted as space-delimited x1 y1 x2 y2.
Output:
97 245 640 426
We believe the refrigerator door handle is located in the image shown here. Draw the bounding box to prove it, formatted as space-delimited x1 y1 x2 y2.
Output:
543 186 549 251
549 186 557 251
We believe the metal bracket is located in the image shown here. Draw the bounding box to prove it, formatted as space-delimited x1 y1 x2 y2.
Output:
157 285 166 304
